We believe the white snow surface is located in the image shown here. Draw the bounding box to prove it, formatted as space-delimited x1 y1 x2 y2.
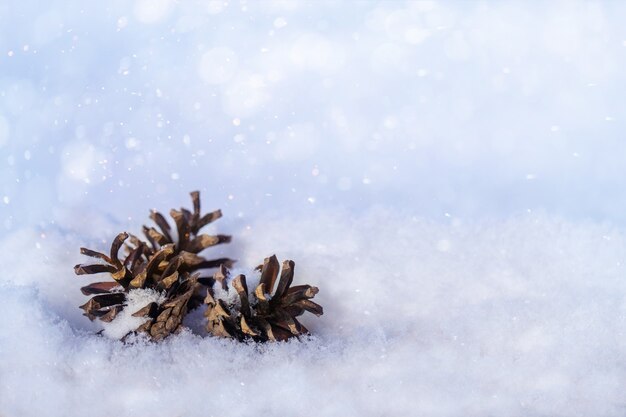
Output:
2 1 626 416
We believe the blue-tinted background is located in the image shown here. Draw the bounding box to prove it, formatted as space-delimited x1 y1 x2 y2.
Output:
1 1 626 236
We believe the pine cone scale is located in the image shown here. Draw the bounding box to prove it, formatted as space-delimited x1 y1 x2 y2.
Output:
259 255 280 294
132 302 158 318
279 285 319 307
109 232 129 265
149 210 173 242
80 281 121 295
74 263 117 275
273 260 295 299
79 247 112 263
197 209 222 230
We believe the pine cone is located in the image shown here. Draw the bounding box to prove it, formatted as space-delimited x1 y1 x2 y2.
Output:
74 191 234 340
204 255 323 342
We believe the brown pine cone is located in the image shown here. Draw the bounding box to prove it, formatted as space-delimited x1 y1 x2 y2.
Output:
205 255 323 342
74 191 233 340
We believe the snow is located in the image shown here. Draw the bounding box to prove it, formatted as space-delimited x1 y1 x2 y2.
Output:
2 1 626 416
101 288 167 340
211 266 262 309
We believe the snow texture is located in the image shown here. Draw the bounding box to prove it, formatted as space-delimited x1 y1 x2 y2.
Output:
1 1 626 416
101 288 167 340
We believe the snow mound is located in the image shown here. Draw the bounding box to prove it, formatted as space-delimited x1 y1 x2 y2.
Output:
1 211 626 417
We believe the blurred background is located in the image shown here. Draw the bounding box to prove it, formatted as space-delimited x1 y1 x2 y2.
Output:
2 0 626 239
